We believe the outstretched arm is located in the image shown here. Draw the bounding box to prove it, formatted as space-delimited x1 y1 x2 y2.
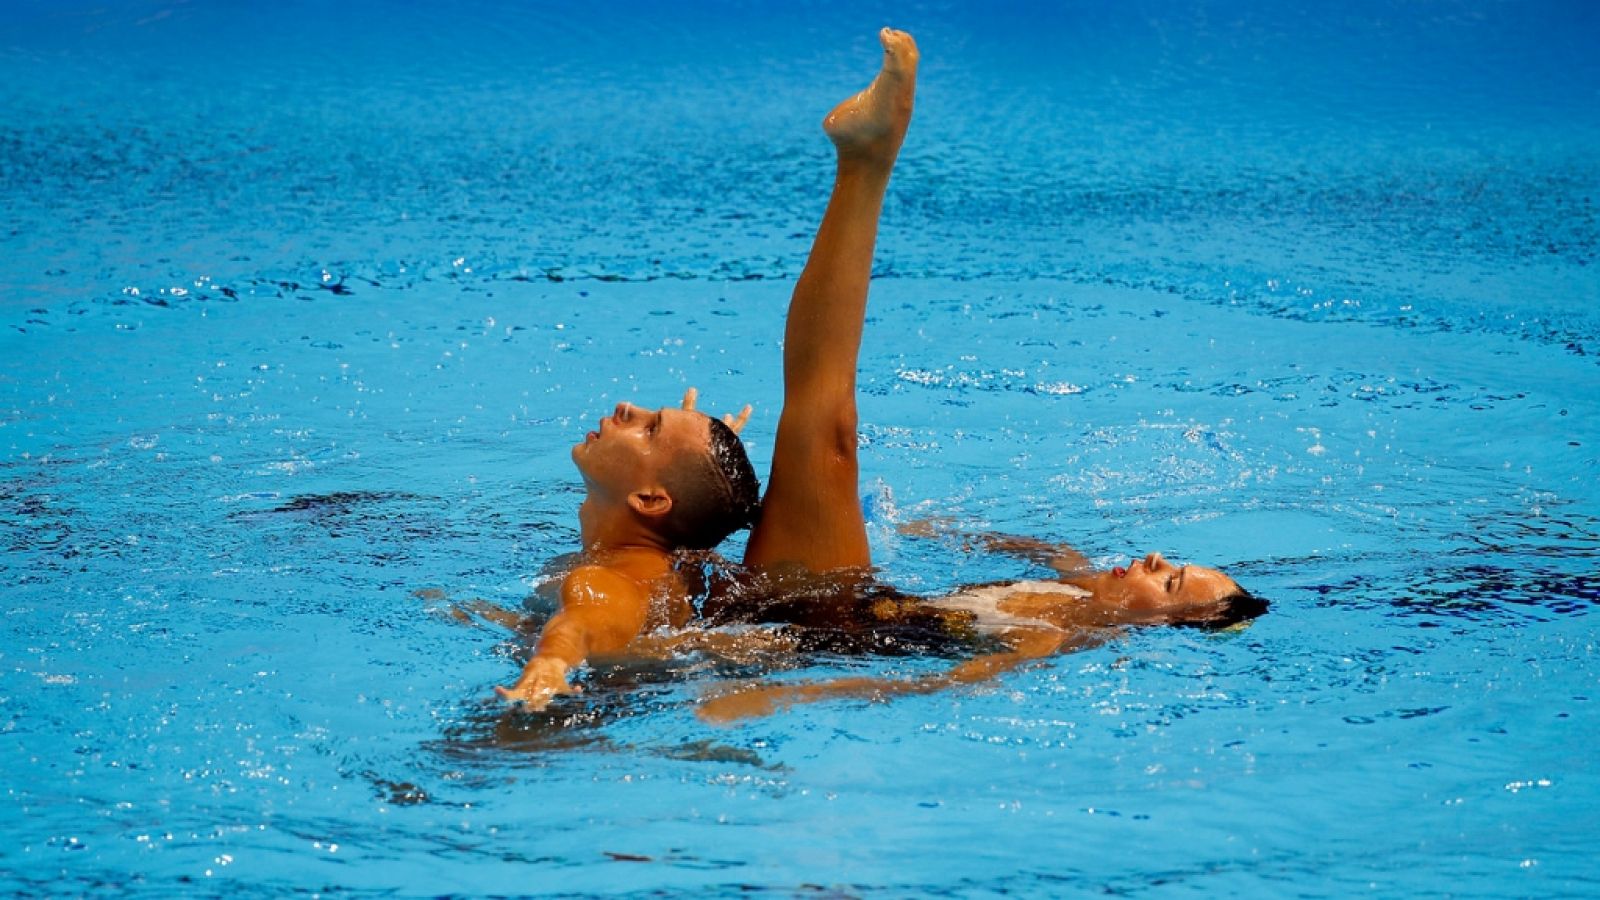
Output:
899 518 1093 576
696 625 1108 723
495 566 650 709
743 29 918 573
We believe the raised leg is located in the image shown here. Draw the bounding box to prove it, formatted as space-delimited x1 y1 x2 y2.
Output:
743 28 918 573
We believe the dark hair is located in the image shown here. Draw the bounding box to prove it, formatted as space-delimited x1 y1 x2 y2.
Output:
1176 587 1269 631
656 414 762 550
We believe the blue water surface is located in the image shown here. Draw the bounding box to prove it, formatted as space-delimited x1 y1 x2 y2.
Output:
3 0 1597 895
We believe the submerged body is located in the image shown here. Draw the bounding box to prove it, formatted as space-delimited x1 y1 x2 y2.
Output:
686 543 1261 721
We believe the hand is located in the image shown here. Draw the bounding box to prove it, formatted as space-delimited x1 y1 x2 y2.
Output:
722 404 752 435
896 516 958 540
493 656 578 711
680 387 752 435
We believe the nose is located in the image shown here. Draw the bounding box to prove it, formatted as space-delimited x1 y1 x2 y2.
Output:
614 402 635 421
1144 552 1166 571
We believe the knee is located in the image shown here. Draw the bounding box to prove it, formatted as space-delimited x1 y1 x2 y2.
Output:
826 416 860 467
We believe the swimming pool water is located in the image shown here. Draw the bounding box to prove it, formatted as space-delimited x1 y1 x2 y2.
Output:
3 0 1597 894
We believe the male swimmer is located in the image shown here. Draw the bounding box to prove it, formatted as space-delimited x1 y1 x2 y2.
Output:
495 29 1261 713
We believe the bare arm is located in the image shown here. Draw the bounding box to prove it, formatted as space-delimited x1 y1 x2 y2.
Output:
624 624 800 666
696 625 1108 723
899 518 1093 576
495 566 651 709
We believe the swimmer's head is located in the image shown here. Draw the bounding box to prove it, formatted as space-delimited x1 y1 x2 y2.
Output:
572 401 760 550
1084 552 1266 626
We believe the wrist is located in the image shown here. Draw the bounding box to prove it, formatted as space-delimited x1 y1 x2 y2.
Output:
518 655 569 686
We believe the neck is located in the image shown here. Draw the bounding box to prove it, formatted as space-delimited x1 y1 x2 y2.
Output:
577 497 673 558
1062 571 1107 598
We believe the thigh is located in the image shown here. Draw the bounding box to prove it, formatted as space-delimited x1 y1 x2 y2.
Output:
743 431 870 572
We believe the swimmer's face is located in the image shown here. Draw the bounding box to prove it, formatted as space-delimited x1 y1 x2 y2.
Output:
1089 552 1239 612
571 401 713 500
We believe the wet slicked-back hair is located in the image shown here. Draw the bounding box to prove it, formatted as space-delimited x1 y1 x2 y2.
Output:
656 415 762 551
1176 587 1269 631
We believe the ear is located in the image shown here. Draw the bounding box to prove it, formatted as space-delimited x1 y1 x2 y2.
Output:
627 486 673 519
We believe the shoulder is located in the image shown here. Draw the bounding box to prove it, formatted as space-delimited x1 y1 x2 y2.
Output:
560 565 647 607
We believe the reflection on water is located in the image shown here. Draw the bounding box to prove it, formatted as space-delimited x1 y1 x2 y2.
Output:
1298 506 1599 623
1311 562 1598 624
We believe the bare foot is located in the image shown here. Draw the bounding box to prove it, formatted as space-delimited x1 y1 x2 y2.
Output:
823 27 918 165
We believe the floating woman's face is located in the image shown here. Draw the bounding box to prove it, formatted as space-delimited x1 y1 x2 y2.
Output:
1089 552 1239 611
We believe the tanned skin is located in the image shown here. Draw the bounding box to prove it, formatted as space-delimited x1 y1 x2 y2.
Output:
496 30 1245 716
494 403 711 707
697 540 1239 723
742 27 919 573
494 29 921 708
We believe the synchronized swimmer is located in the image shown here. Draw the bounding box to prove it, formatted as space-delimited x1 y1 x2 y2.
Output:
493 29 1263 720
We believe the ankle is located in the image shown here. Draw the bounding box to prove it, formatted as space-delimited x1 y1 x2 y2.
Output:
834 153 897 182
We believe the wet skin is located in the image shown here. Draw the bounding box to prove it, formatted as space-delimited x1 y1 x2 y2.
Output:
495 402 717 708
1070 552 1239 613
499 29 928 711
576 404 1239 621
499 29 1252 716
571 402 715 507
696 551 1245 723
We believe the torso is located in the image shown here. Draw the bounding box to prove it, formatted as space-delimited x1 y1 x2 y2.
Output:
697 565 1086 653
924 579 1092 633
648 568 697 630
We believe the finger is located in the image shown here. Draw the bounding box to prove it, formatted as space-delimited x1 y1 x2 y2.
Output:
496 685 559 712
680 387 699 411
722 404 752 435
